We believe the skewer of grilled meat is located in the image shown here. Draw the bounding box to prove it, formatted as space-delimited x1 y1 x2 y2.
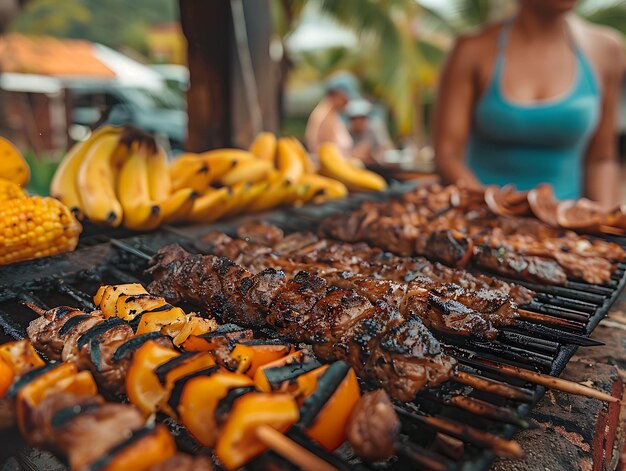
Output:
202 232 522 340
318 188 625 285
147 245 456 402
203 229 535 306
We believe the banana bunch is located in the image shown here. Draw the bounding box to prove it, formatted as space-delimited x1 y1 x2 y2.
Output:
50 125 197 230
168 132 386 224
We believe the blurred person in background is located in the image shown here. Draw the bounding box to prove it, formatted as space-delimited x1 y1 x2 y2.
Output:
346 98 393 165
305 72 357 155
433 0 625 206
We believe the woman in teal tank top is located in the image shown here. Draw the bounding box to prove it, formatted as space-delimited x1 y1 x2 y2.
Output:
434 0 622 205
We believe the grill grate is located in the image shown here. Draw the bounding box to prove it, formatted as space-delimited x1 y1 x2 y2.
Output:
0 181 624 471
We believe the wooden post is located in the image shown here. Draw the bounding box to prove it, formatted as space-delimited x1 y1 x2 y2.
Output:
179 0 233 151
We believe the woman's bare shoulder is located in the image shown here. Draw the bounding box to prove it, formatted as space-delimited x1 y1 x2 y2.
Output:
447 21 504 70
571 17 625 76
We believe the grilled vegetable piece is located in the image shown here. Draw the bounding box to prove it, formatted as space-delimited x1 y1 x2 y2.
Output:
135 306 187 336
94 283 149 317
230 340 292 376
215 392 299 470
0 357 14 398
178 370 253 448
0 340 45 376
253 349 321 393
15 362 98 438
126 341 179 415
115 294 168 321
0 196 81 265
298 361 360 451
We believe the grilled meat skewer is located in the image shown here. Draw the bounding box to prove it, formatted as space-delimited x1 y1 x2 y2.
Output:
147 245 456 401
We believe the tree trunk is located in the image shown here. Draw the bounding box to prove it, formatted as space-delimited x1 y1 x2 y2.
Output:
179 0 232 151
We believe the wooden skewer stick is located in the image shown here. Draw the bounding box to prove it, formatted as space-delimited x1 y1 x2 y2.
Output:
395 407 524 458
23 302 46 316
450 369 534 402
255 425 338 471
477 359 620 404
518 309 583 330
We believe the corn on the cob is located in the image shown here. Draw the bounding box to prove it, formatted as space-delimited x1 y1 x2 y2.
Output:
0 196 82 265
0 178 27 201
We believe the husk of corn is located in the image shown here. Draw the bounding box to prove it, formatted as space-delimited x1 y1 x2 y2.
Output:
0 196 82 265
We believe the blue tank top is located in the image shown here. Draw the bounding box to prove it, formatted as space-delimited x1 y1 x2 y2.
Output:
467 22 601 200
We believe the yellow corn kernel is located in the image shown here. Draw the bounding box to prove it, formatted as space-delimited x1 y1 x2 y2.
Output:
0 196 82 265
0 178 27 202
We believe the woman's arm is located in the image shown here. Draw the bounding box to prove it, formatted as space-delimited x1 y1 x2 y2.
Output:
433 37 482 189
584 33 624 208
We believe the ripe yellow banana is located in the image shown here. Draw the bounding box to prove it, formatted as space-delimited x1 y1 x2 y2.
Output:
117 144 162 231
186 187 231 223
219 159 273 186
76 132 124 227
288 137 317 174
50 125 120 218
247 177 294 212
147 145 172 202
170 156 211 193
249 132 277 163
318 143 387 192
276 138 304 183
200 149 253 182
227 181 270 216
161 188 197 223
221 181 250 217
298 173 348 203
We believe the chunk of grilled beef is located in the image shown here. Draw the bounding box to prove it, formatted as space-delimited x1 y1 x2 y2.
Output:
272 231 321 255
236 221 284 247
473 245 568 285
54 401 145 471
26 393 105 449
365 317 455 401
27 307 86 360
347 389 399 462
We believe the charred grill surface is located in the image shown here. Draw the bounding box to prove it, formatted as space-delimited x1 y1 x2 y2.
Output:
147 245 456 401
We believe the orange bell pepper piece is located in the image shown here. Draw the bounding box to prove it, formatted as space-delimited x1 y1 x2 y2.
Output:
178 371 253 448
135 307 187 336
87 424 176 471
125 341 179 415
299 361 360 451
16 363 98 436
215 392 299 470
172 316 217 347
254 349 320 393
0 340 45 376
231 341 292 376
0 357 14 398
153 351 216 417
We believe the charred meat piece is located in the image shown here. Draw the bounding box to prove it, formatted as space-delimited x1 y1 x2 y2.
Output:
474 245 567 285
191 324 254 370
54 401 146 471
418 230 474 268
272 231 321 254
365 317 455 402
27 307 86 360
26 393 105 449
347 389 400 462
236 221 284 247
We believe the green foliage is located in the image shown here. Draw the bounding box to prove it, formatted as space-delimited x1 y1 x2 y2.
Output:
23 150 60 196
12 0 178 54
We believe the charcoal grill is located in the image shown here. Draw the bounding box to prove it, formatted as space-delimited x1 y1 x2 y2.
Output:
1 181 624 471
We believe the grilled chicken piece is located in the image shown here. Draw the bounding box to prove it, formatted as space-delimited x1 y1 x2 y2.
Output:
236 221 284 247
149 454 214 471
347 389 399 462
55 401 146 470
